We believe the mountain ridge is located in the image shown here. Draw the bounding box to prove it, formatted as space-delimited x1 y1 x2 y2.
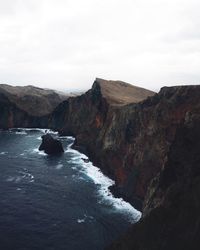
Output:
0 84 73 116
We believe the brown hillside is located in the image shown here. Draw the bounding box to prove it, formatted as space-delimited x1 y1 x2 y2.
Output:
95 78 155 105
0 84 69 116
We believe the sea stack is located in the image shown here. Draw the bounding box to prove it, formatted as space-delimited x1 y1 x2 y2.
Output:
39 134 64 155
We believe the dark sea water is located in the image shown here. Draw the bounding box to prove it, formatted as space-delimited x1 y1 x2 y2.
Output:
0 129 141 250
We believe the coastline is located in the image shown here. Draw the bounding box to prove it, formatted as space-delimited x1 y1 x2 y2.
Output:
5 128 142 222
67 136 142 222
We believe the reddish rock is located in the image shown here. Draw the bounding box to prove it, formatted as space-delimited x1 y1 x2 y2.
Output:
49 80 200 211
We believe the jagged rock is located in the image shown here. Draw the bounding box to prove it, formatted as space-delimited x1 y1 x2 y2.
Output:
39 134 64 155
81 158 89 163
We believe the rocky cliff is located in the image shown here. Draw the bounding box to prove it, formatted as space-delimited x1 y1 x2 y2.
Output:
1 79 200 249
48 79 155 208
0 84 70 129
108 107 200 250
49 79 200 212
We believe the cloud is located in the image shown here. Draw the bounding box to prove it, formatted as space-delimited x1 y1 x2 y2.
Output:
0 0 199 91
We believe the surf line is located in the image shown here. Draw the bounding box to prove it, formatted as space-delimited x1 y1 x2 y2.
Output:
66 137 141 223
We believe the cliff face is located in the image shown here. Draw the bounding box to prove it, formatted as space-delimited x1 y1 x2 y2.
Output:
108 108 200 250
0 92 48 129
49 79 200 212
0 84 70 129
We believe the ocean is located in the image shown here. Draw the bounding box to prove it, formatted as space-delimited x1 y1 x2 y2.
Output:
0 129 141 250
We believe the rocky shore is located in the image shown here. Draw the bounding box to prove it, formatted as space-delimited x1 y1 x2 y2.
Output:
0 79 200 249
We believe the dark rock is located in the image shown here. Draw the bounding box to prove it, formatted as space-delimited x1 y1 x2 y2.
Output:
81 158 89 163
49 80 200 210
48 80 200 249
107 110 200 250
39 134 64 155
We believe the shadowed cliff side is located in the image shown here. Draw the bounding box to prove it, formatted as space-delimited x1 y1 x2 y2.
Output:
0 93 49 129
49 78 200 211
0 84 70 116
107 108 200 250
0 84 72 129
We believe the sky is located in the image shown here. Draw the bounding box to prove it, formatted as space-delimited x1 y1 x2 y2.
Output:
0 0 199 92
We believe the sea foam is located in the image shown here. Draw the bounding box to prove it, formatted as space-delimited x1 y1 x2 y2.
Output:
56 164 63 170
32 148 47 156
15 131 27 135
0 152 7 155
6 171 34 183
66 137 142 223
9 128 58 135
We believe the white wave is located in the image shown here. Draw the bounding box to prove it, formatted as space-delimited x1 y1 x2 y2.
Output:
32 148 47 156
77 214 93 224
67 147 86 159
77 218 85 224
84 214 94 221
66 137 142 223
15 131 27 135
82 162 141 221
42 129 58 135
55 164 63 170
0 152 7 155
59 136 73 139
7 171 35 183
6 176 23 183
71 166 77 170
10 128 58 135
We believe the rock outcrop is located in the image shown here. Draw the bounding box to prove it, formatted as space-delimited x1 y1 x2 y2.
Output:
39 134 64 155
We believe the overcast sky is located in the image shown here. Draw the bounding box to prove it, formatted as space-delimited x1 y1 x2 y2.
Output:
0 0 199 91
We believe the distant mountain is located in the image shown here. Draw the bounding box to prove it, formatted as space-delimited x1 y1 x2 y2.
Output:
0 84 73 116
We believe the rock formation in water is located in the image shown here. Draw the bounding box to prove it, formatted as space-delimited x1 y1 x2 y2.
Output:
39 134 64 155
1 78 200 249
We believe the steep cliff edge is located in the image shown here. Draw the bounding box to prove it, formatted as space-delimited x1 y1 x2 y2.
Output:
49 80 200 212
108 108 200 250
